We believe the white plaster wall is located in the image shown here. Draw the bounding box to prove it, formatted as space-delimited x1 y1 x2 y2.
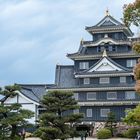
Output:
5 95 18 104
4 94 37 124
96 64 114 71
22 104 36 124
18 95 31 103
88 57 122 72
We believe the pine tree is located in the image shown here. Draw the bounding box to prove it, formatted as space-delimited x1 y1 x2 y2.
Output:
0 85 34 140
105 112 117 136
35 90 83 140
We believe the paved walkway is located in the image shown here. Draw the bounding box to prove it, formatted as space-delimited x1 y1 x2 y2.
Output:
25 137 133 140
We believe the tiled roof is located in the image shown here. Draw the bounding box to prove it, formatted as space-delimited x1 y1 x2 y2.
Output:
85 15 133 36
78 56 131 75
75 71 133 78
17 84 55 103
95 15 122 26
49 84 135 91
54 65 77 88
67 52 140 60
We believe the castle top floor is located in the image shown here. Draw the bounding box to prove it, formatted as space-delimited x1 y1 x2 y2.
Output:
85 11 133 42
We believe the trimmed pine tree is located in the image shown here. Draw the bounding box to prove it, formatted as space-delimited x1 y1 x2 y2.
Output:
35 90 83 140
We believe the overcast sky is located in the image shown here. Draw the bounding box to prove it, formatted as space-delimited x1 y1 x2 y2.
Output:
0 0 136 86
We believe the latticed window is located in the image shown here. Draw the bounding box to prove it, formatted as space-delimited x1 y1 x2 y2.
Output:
84 78 90 84
87 92 96 100
100 109 110 117
107 92 117 100
86 109 92 117
73 93 79 100
127 59 136 67
79 62 89 69
100 77 110 84
125 108 131 116
120 77 126 83
73 109 79 114
125 91 135 99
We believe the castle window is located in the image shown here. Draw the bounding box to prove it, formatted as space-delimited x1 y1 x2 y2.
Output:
87 92 96 100
98 46 116 52
100 109 110 117
112 46 116 51
100 77 110 84
125 91 135 100
79 62 89 69
107 92 117 100
86 109 92 117
108 46 113 51
127 59 136 67
73 109 79 114
84 78 90 84
125 108 131 116
97 47 101 52
73 93 79 100
97 46 104 52
114 33 119 40
120 77 126 83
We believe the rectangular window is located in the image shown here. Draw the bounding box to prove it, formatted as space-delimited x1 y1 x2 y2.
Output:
38 108 46 116
100 77 110 84
125 108 131 116
79 62 89 69
112 46 116 51
127 60 136 67
87 92 96 100
125 91 135 99
105 46 109 51
84 78 90 84
101 46 104 52
108 46 113 51
73 109 79 114
114 33 119 40
107 92 117 100
86 109 92 117
73 93 79 100
97 46 101 52
100 109 110 117
97 46 105 52
120 77 126 83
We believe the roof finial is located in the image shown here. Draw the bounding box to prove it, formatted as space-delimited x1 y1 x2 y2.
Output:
106 8 109 16
80 38 84 45
103 49 107 57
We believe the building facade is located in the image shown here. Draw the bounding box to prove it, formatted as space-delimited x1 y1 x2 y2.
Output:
49 13 140 122
3 13 140 125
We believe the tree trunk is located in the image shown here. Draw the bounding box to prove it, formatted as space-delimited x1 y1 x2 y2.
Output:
10 125 17 139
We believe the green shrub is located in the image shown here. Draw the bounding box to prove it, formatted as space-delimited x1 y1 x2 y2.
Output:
123 128 140 138
97 128 112 139
116 133 124 138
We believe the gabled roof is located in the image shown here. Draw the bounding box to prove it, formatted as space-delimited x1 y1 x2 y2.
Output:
85 15 133 37
79 50 131 74
16 84 55 103
88 57 129 72
96 15 122 27
55 65 77 88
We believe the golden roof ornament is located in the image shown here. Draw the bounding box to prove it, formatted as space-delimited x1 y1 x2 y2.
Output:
106 8 110 16
103 49 107 57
